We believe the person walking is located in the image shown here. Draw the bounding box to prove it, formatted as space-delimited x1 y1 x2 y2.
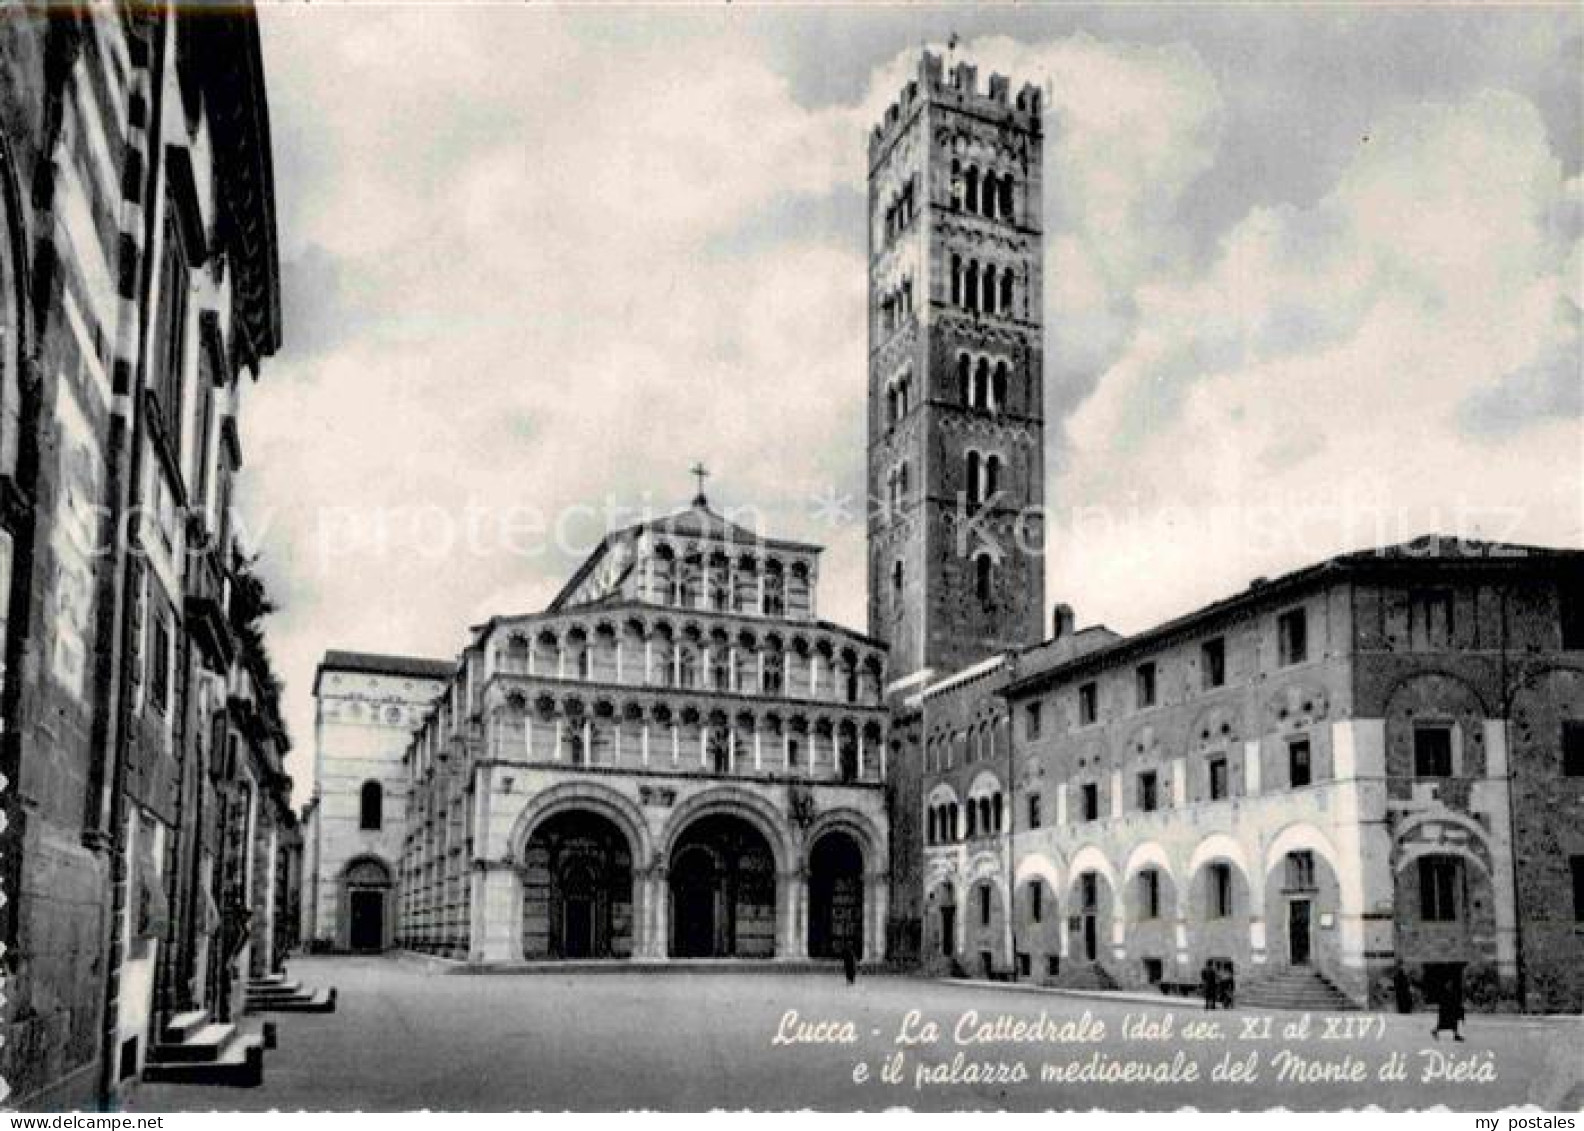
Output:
1431 972 1465 1041
842 945 857 985
1393 967 1414 1015
1200 962 1217 1011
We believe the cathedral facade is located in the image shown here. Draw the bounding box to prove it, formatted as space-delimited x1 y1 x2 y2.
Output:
396 501 892 964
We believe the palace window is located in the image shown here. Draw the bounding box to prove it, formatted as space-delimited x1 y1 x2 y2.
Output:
975 554 994 603
1078 682 1098 726
1562 581 1584 650
1139 870 1161 920
360 781 383 831
1138 770 1159 813
1080 782 1100 822
979 884 991 927
1414 725 1454 778
1411 588 1455 650
1027 792 1042 829
1289 738 1313 788
1026 700 1042 740
149 614 171 716
1278 608 1308 666
1202 636 1226 689
1286 850 1316 891
1208 863 1233 919
1080 872 1098 911
1571 856 1584 922
1208 756 1229 801
1562 721 1584 776
1030 882 1043 923
1418 856 1461 922
1135 662 1157 709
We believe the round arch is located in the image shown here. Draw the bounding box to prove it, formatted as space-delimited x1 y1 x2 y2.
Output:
340 854 394 953
507 780 653 868
1067 843 1119 895
1014 850 1065 896
1187 832 1254 887
805 808 883 870
1122 840 1177 888
659 785 792 875
1263 822 1354 908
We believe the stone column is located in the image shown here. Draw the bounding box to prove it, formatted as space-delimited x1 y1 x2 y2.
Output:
615 641 624 683
780 871 808 959
644 866 670 960
641 723 651 767
868 874 890 963
753 723 762 772
474 864 523 963
1484 719 1519 980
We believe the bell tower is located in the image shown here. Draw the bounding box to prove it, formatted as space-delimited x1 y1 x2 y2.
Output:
866 53 1047 684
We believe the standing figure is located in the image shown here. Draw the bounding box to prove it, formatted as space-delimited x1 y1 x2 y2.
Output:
1393 967 1414 1015
1200 962 1217 1010
842 946 857 986
1431 972 1465 1042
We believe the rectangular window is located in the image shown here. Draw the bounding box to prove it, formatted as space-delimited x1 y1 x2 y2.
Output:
1144 957 1164 985
1572 856 1584 923
1201 637 1226 689
1288 738 1313 789
1046 956 1060 978
1078 682 1098 726
1016 952 1031 977
150 615 170 716
1561 581 1584 650
153 214 188 460
1031 882 1043 923
1081 782 1100 822
1278 608 1308 666
1026 701 1042 740
1286 850 1316 890
1209 863 1233 918
1411 588 1455 649
979 885 991 926
1138 770 1159 813
1414 725 1454 778
1080 872 1098 911
1419 857 1460 922
1140 871 1161 919
1027 793 1042 829
1209 757 1229 801
1135 662 1157 709
1563 721 1584 777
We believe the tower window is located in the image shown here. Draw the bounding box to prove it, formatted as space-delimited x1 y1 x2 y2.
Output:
1025 701 1042 740
360 781 383 831
1080 782 1099 822
979 883 991 926
973 357 990 409
965 451 981 507
982 170 998 219
999 176 1014 220
1030 880 1043 922
999 269 1013 314
1027 792 1042 829
983 263 998 314
992 362 1008 410
951 254 963 306
965 166 980 214
958 353 971 405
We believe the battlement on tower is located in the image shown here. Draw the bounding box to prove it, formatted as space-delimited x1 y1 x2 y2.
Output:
868 51 1043 162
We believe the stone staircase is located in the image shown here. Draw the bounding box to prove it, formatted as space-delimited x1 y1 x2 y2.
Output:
1240 968 1358 1012
246 971 337 1012
1059 963 1121 992
143 1009 267 1087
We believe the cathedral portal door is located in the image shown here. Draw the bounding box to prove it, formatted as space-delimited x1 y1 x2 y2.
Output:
670 846 722 957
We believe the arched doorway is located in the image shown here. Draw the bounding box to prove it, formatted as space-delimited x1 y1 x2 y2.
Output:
522 809 634 959
342 857 392 952
669 813 776 957
807 830 864 958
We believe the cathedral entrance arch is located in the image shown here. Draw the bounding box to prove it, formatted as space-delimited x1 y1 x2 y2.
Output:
342 856 393 952
522 809 634 959
807 830 864 958
668 813 776 958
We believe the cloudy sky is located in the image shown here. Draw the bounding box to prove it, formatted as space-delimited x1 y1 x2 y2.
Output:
245 4 1583 799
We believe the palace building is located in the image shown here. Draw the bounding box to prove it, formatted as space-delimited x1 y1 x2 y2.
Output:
394 497 892 964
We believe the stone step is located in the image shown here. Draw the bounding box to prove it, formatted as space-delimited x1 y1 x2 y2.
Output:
161 1009 209 1045
246 980 305 997
143 1032 264 1088
151 1022 238 1064
1241 970 1358 1012
245 987 336 1013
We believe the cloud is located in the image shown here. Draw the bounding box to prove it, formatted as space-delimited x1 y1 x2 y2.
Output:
1051 89 1582 631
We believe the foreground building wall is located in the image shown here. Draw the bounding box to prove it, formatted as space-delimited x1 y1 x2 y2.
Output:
0 3 291 1106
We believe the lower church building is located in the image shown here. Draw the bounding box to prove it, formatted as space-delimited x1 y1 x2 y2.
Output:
395 497 893 964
